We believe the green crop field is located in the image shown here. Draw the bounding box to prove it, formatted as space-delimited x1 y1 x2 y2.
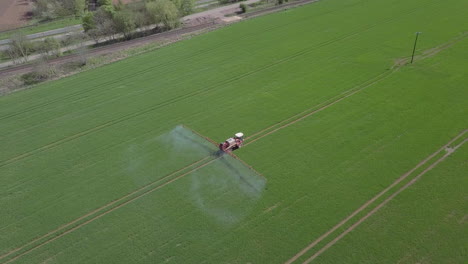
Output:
0 0 467 263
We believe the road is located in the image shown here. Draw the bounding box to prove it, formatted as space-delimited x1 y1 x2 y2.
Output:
0 24 83 46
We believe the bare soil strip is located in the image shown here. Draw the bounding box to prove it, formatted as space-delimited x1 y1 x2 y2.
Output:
302 137 468 263
284 130 467 264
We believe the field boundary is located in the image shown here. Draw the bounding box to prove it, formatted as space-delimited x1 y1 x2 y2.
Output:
285 129 468 264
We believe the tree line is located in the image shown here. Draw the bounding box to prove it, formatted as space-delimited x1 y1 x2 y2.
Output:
82 0 194 41
1 0 195 64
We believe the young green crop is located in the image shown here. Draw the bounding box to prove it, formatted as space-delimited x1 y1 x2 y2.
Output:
314 145 468 264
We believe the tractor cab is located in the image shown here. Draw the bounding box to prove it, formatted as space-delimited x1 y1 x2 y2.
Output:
219 132 244 152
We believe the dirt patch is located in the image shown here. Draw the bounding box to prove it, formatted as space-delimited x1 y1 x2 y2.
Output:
459 214 468 225
0 0 33 31
222 15 242 23
183 16 222 27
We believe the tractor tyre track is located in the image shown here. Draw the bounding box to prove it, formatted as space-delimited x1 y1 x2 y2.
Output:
0 156 212 262
3 157 219 264
285 130 467 264
302 137 468 264
246 69 397 145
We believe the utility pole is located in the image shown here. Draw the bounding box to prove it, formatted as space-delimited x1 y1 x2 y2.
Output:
411 32 422 64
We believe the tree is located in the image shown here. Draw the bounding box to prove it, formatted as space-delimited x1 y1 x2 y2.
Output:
73 0 86 16
93 6 114 24
114 0 125 11
146 0 180 30
33 0 49 17
113 11 136 39
87 28 102 43
43 37 62 57
84 6 117 41
98 0 113 6
7 33 33 63
239 3 247 13
169 0 194 16
82 11 95 31
179 0 194 16
57 0 75 15
133 9 153 30
32 0 85 19
33 0 60 20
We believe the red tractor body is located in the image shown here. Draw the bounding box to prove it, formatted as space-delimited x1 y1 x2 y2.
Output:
219 133 244 152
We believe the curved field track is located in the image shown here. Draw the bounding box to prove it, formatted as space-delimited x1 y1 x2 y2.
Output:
0 0 467 263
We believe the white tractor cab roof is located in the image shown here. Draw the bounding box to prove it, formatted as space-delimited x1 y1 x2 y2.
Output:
235 132 244 138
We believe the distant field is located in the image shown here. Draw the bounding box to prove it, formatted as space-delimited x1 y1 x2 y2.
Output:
0 0 467 263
